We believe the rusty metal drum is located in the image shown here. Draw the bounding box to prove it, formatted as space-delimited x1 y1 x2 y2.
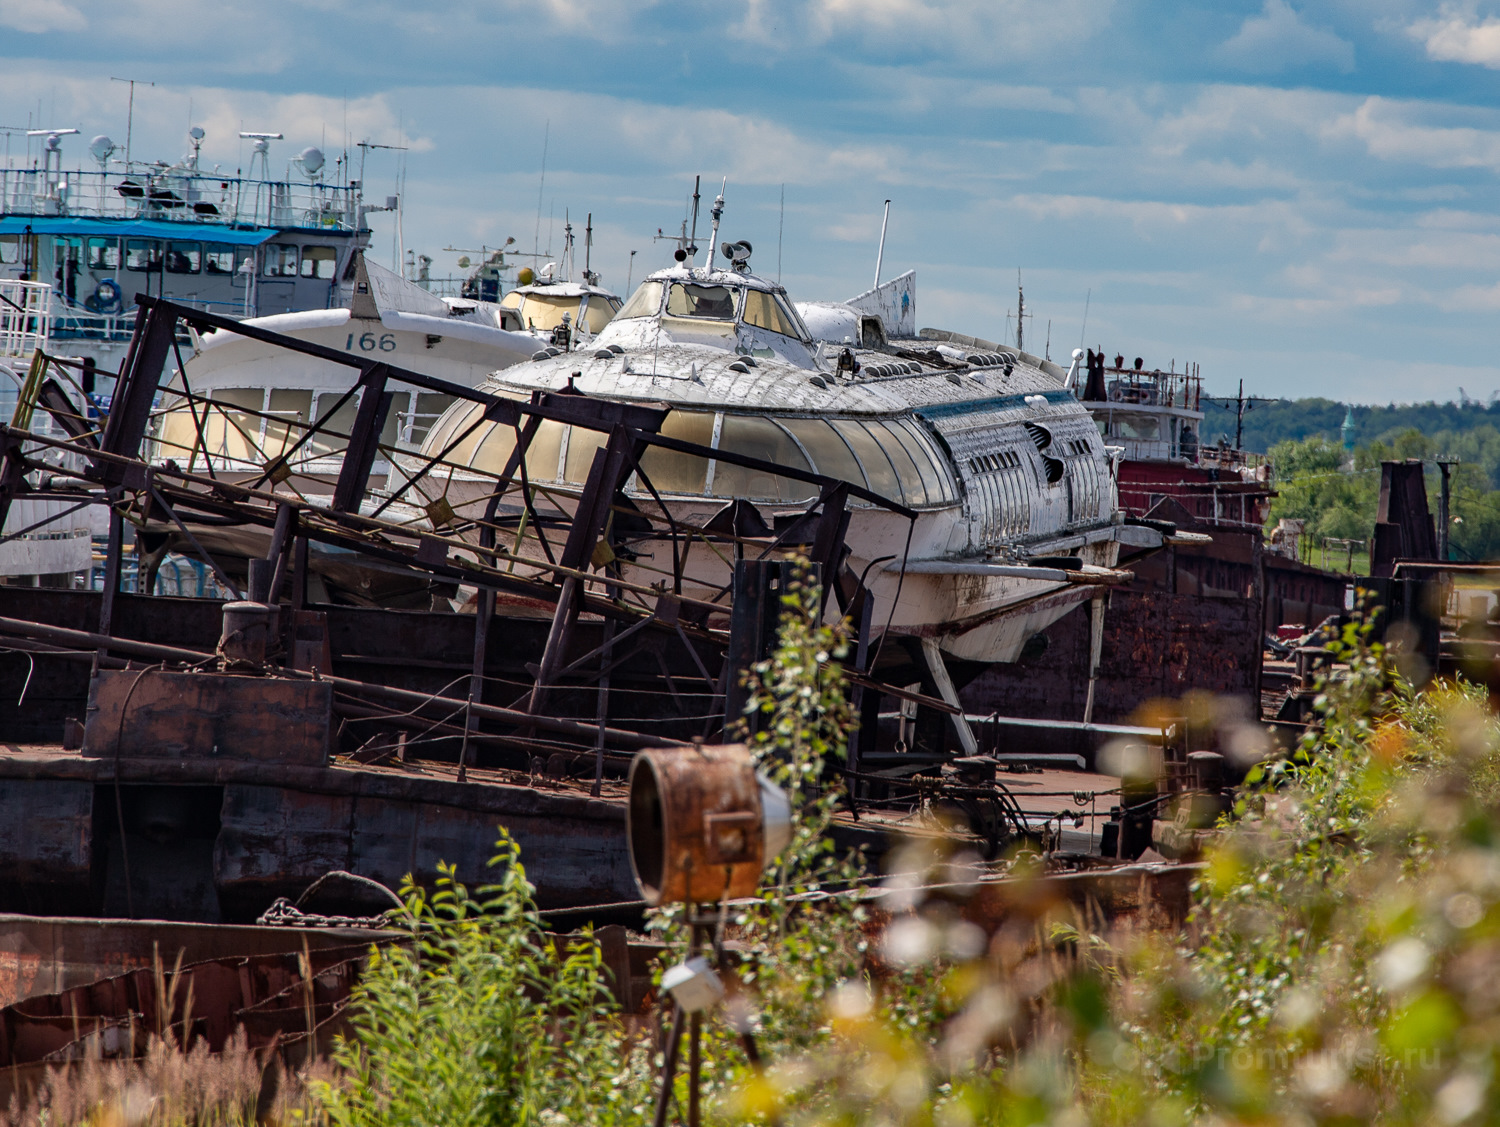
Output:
627 744 791 906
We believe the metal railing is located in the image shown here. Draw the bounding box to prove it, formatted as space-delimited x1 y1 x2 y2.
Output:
1104 370 1201 410
1 166 360 231
0 279 51 358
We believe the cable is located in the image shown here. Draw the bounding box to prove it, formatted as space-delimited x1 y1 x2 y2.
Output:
110 663 164 920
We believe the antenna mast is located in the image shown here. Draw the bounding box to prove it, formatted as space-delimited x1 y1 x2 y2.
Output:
873 199 891 289
1016 271 1032 353
110 76 155 171
707 178 726 270
533 121 549 260
686 176 701 265
777 184 785 283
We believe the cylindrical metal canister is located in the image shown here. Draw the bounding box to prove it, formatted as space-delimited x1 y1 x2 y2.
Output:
218 601 272 667
627 744 790 906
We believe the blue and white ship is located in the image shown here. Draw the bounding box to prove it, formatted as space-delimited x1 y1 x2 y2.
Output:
0 126 380 387
0 125 383 580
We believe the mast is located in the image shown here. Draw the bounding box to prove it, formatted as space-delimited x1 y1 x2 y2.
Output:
1016 273 1024 353
687 176 701 266
874 199 891 289
707 178 726 270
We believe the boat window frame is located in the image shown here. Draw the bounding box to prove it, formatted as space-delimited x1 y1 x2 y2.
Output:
165 241 201 275
665 281 740 322
615 280 663 320
262 243 300 279
300 245 338 280
203 243 237 276
124 239 163 273
86 236 120 271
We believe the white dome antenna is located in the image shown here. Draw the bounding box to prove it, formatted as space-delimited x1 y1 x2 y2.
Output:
88 134 117 168
296 145 325 179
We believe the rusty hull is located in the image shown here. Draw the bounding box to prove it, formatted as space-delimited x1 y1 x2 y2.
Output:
0 745 639 920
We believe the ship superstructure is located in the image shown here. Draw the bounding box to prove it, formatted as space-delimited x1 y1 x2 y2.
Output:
414 245 1156 667
0 128 378 381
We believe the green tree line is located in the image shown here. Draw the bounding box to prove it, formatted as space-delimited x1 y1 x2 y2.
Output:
1202 396 1500 455
1266 427 1500 563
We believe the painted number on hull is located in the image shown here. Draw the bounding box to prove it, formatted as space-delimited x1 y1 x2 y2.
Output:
346 332 396 352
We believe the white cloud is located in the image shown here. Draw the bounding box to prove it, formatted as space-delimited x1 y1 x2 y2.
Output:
1448 279 1500 309
1327 96 1500 170
489 0 659 39
734 0 1113 60
0 69 428 167
431 84 898 187
1408 3 1500 67
0 0 85 33
1218 0 1355 73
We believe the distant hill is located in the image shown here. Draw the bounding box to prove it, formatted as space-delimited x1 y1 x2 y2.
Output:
1198 397 1500 454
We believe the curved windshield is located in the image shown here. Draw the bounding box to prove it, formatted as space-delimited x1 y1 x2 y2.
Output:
579 294 621 332
616 280 663 319
712 415 815 503
667 283 738 320
514 293 581 332
742 289 803 339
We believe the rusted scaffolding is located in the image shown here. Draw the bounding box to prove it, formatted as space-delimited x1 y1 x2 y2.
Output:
0 295 917 779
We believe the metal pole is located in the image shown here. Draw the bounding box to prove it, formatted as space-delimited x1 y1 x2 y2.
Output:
1437 460 1456 561
1235 379 1245 450
688 1009 703 1127
873 200 891 290
1082 589 1106 724
97 506 123 640
592 615 615 797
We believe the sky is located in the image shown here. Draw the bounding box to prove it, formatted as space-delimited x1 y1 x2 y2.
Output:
3 0 1500 404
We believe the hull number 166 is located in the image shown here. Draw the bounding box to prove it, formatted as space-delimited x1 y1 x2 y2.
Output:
346 332 397 352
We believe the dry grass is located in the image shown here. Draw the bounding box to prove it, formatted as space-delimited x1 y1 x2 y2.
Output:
2 1032 338 1127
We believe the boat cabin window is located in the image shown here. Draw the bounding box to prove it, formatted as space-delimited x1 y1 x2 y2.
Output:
666 282 737 321
637 411 715 494
712 415 815 502
616 280 663 319
380 392 411 449
578 294 620 333
741 289 803 340
177 388 264 465
1110 415 1160 441
512 293 582 332
409 393 455 447
0 236 19 265
777 417 954 507
86 237 119 270
125 240 162 272
301 246 337 279
263 389 313 458
831 419 903 503
264 244 300 278
307 390 361 458
165 242 201 274
203 244 237 275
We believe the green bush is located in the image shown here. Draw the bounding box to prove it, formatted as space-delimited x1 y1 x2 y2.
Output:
315 836 641 1127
